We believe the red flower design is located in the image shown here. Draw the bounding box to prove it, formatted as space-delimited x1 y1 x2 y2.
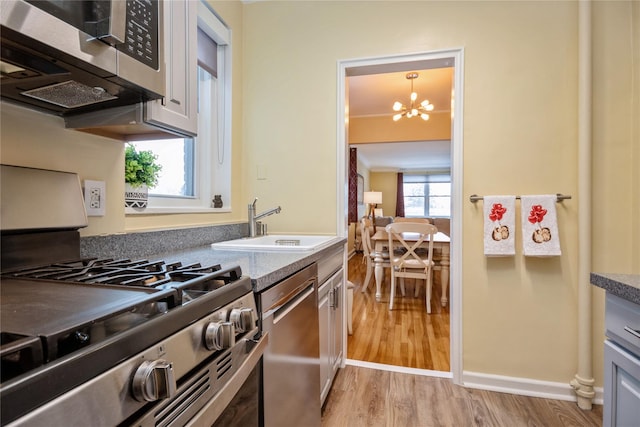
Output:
528 205 547 224
489 203 507 222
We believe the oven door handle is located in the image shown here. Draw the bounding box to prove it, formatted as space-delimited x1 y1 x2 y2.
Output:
185 332 269 427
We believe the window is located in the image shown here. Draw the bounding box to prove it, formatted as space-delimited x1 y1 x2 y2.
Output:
131 138 195 197
128 2 231 213
403 173 451 217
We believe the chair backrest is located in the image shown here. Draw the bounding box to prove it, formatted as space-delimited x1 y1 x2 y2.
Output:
385 222 438 270
360 217 373 256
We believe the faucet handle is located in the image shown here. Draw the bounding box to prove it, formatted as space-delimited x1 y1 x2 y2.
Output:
256 221 267 236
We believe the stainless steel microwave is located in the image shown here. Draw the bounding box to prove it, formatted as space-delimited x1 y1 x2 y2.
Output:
0 0 164 116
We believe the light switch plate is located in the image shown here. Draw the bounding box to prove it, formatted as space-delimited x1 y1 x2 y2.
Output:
84 180 106 216
257 165 267 180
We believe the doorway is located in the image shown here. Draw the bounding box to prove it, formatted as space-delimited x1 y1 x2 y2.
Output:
337 49 464 383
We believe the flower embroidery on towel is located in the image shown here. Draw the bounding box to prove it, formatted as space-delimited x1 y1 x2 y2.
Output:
489 203 509 241
528 204 552 243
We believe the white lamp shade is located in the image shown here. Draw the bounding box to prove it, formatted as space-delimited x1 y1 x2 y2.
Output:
363 191 382 204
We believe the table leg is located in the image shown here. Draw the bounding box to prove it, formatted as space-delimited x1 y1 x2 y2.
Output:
373 253 384 301
440 245 450 307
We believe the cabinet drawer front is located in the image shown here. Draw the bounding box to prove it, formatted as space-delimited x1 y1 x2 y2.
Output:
606 294 640 356
317 246 344 284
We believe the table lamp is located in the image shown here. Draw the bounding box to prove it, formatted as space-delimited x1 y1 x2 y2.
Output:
363 191 383 233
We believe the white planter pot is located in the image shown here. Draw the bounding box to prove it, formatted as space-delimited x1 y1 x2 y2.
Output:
125 183 148 209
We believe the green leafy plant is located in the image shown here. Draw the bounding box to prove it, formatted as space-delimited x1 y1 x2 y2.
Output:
124 144 162 188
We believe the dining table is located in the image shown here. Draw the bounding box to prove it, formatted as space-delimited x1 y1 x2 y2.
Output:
370 229 451 307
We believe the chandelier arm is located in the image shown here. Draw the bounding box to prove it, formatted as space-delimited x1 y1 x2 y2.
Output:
392 71 433 120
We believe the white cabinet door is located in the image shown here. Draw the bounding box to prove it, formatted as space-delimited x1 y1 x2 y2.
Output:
146 0 197 136
318 280 332 404
330 269 345 374
604 340 640 427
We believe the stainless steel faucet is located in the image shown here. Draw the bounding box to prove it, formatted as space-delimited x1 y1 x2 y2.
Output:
248 197 282 237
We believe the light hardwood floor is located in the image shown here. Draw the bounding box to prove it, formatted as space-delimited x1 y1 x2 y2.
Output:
328 252 603 426
321 365 603 427
347 252 450 371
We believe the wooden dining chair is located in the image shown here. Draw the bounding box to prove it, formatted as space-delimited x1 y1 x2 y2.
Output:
360 217 390 293
385 222 438 312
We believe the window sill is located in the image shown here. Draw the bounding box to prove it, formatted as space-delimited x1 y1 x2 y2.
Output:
126 207 232 215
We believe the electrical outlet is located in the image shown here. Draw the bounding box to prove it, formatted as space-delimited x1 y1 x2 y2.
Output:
84 180 106 216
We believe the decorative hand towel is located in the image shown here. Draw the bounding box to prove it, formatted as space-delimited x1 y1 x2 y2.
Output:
521 195 561 257
483 196 516 256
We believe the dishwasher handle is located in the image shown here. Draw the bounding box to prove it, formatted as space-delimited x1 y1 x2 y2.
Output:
260 263 318 315
263 281 315 323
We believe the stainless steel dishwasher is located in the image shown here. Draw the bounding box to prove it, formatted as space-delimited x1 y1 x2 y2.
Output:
259 263 320 427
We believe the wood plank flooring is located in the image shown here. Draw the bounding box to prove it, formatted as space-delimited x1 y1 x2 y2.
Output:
321 365 603 427
334 252 603 426
347 252 450 371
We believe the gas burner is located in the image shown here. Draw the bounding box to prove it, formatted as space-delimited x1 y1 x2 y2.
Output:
4 258 223 287
1 258 239 303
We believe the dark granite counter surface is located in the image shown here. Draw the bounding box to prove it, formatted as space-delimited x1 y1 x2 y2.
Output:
150 237 346 292
591 273 640 305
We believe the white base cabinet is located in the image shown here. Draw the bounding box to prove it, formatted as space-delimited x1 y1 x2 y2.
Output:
603 294 640 427
318 246 346 406
604 340 640 427
319 268 344 405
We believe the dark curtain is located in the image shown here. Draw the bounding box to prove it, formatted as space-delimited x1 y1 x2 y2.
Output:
395 172 405 217
348 147 358 223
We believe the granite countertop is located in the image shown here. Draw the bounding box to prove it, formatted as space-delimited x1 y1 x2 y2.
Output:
591 273 640 305
151 237 347 292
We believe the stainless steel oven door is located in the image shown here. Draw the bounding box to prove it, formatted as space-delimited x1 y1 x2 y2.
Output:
186 332 268 427
5 317 266 427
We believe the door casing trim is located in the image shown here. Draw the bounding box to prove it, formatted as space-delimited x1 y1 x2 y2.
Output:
336 48 464 384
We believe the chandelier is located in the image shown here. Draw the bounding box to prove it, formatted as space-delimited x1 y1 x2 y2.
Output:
392 72 434 121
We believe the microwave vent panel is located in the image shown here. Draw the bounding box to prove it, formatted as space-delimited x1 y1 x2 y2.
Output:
21 81 117 109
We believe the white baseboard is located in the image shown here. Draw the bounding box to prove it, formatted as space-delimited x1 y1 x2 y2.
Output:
463 371 604 405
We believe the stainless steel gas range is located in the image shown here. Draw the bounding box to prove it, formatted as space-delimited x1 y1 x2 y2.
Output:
0 165 266 426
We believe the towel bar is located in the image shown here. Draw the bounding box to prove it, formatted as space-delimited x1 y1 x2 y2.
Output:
469 193 572 203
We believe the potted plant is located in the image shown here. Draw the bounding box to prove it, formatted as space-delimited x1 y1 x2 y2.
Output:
124 144 162 209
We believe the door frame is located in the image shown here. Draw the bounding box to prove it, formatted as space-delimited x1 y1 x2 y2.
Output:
336 48 464 384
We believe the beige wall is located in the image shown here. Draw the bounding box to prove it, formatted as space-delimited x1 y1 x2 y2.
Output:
350 111 451 143
370 172 397 217
0 0 637 389
241 0 637 387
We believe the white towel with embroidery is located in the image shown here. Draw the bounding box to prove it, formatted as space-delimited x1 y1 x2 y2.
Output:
483 196 516 256
521 195 561 257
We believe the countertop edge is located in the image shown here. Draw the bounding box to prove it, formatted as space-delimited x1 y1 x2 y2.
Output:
154 237 347 293
249 239 347 291
590 272 640 306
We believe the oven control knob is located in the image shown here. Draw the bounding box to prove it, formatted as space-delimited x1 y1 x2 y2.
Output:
132 359 177 402
204 321 235 351
229 307 255 333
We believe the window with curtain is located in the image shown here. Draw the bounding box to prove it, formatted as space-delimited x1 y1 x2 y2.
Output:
403 173 451 217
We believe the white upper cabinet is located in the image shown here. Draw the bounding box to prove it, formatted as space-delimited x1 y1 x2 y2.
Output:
64 0 198 139
146 0 198 136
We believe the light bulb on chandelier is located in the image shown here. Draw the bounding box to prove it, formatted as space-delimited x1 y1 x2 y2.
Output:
392 72 434 121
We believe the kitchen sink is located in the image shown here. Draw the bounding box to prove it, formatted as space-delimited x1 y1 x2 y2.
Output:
211 235 337 251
